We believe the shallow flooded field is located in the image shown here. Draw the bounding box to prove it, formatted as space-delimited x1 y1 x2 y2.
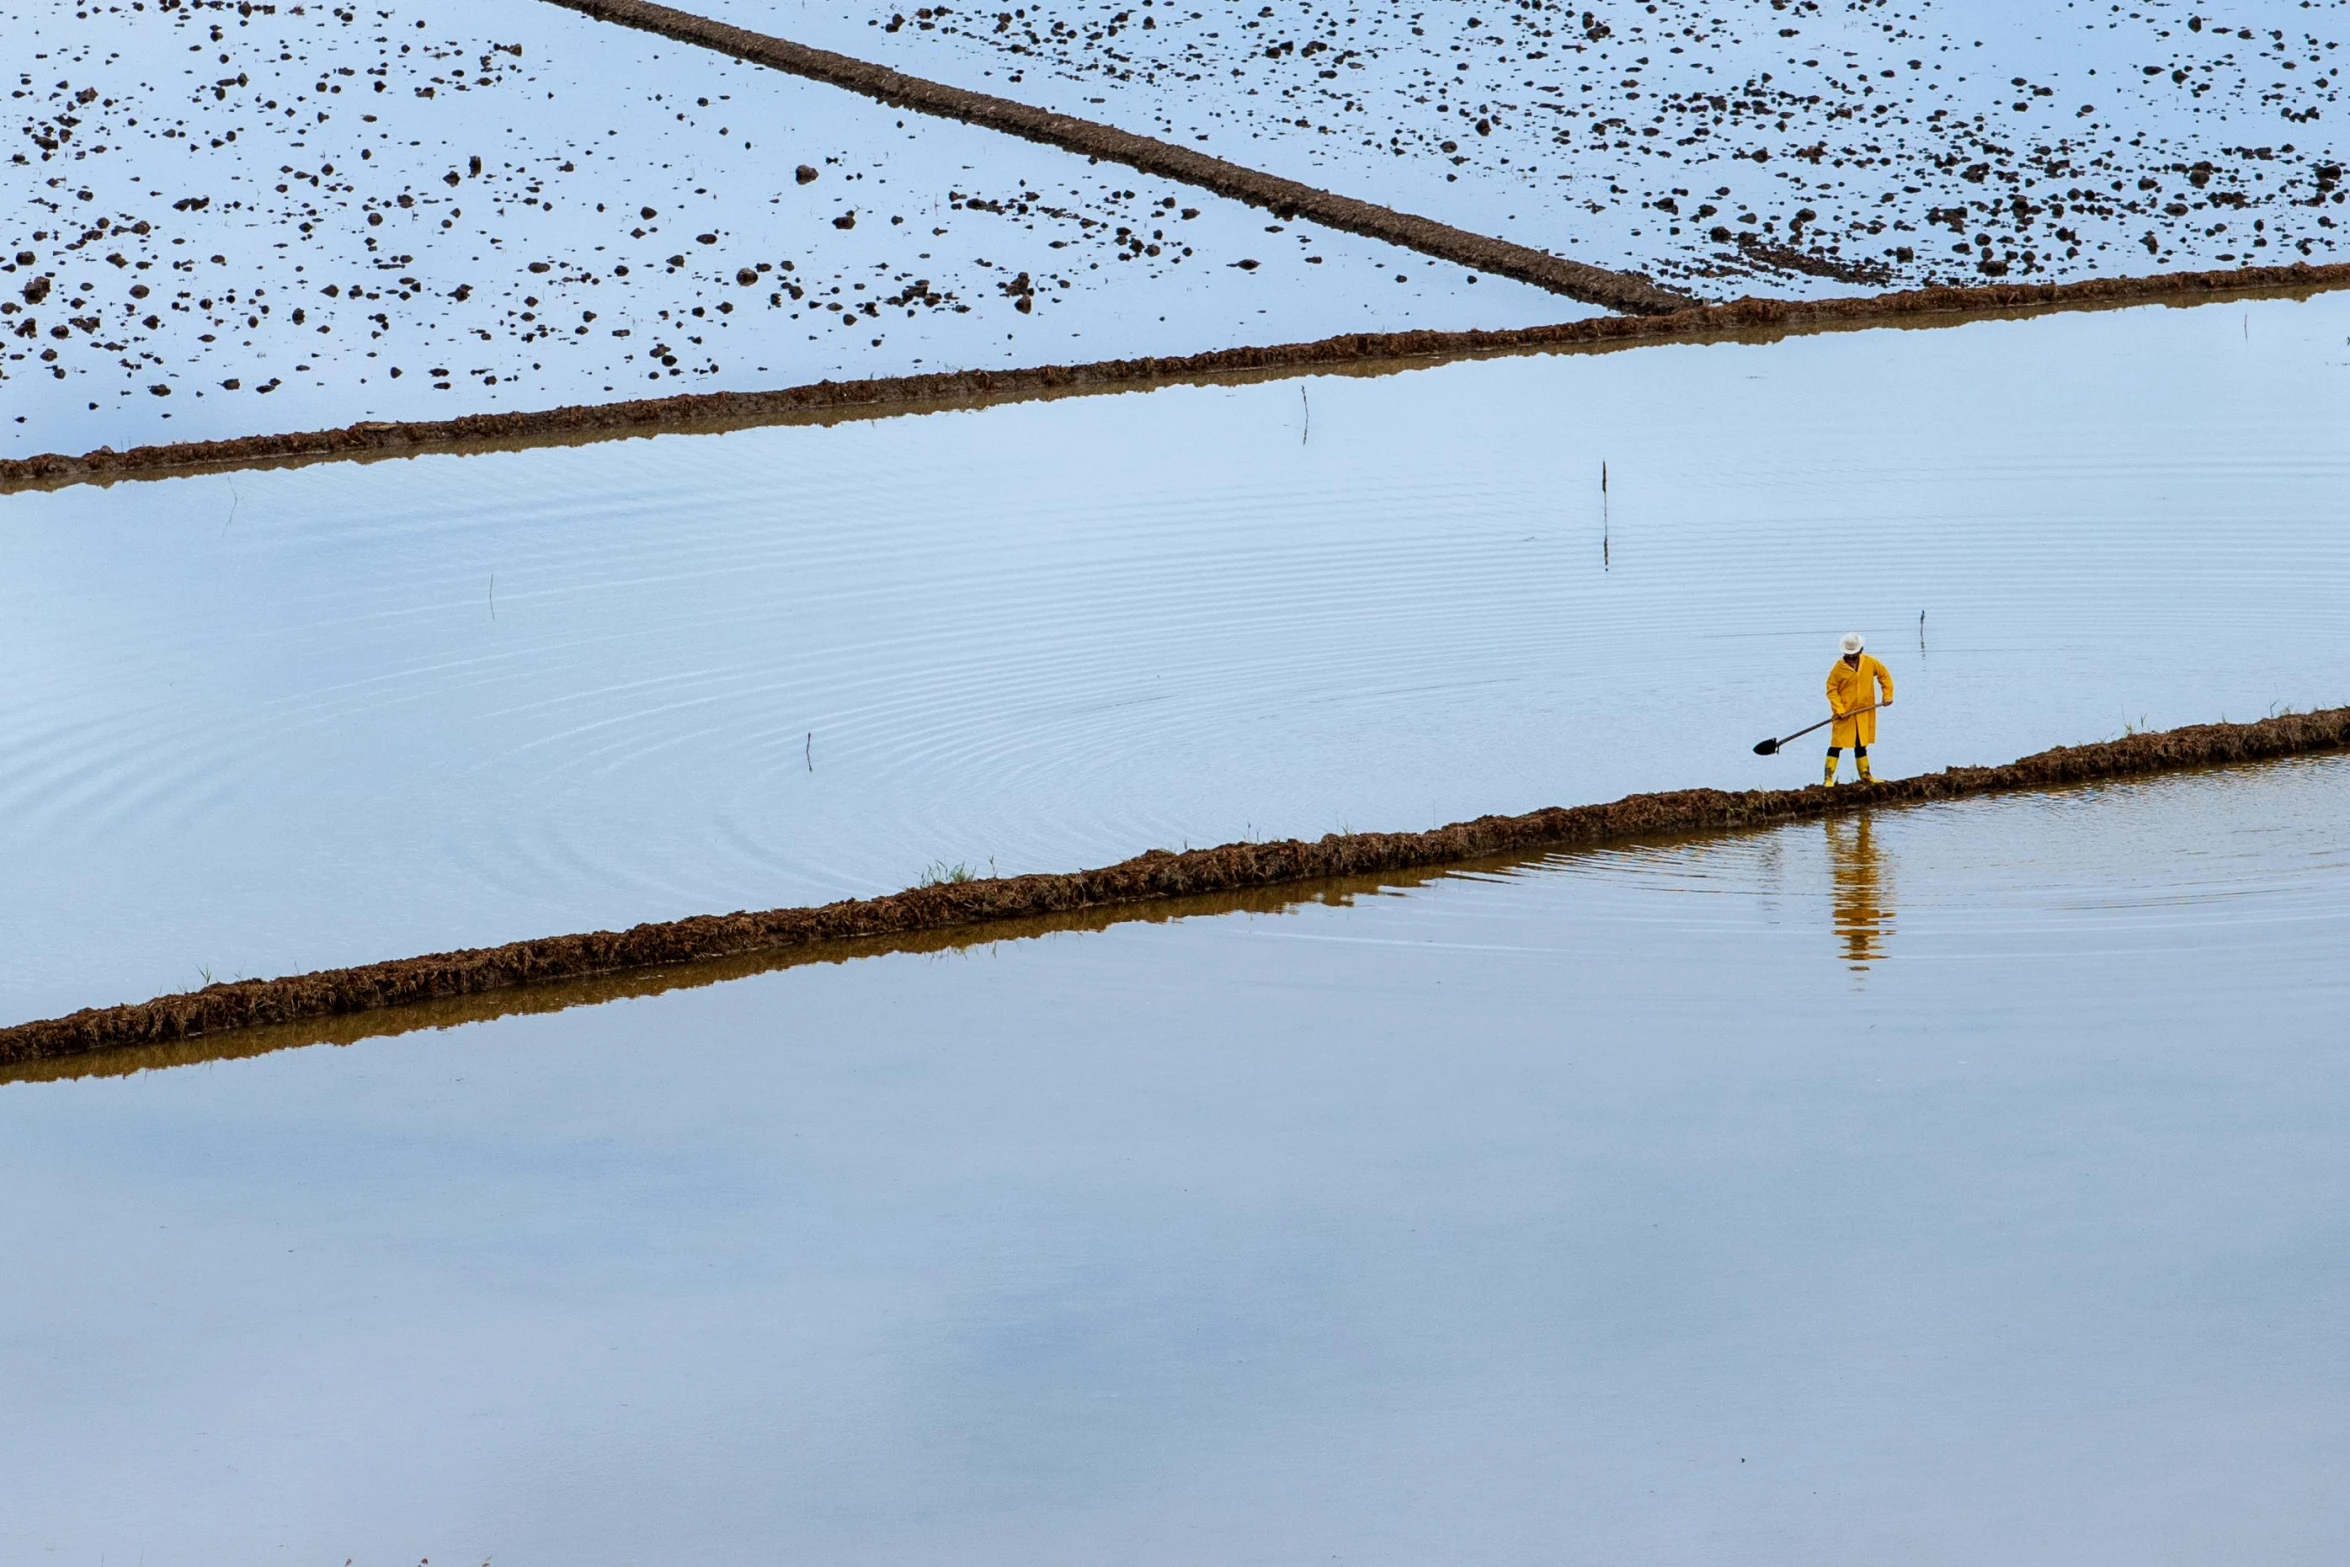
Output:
4 0 1574 456
7 754 2350 1565
714 0 2350 291
5 287 2349 1022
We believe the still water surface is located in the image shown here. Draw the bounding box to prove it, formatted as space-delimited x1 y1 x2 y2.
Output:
5 757 2348 1564
4 290 2349 1019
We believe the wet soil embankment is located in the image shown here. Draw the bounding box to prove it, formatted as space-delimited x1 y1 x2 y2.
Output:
8 260 2346 493
0 867 1438 1086
539 0 1696 315
4 707 2345 1069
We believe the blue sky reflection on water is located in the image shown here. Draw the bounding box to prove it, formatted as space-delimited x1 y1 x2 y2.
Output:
3 757 2349 1564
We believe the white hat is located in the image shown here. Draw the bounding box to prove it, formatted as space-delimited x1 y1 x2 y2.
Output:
1839 631 1866 655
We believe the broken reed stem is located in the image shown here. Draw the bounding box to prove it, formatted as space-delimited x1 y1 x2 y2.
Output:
3 705 2345 1067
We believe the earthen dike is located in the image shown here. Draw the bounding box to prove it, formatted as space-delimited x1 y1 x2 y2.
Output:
4 708 2345 1070
7 261 2348 491
12 0 2350 489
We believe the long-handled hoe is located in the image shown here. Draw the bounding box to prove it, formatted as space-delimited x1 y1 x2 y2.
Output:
1753 703 1883 757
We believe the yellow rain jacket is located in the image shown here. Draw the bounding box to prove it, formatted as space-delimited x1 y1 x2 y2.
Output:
1827 654 1894 748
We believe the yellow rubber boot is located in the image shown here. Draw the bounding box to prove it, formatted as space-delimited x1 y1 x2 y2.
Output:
1823 752 1839 787
1856 752 1873 783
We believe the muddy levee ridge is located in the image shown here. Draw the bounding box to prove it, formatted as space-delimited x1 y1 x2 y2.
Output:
537 0 1693 315
9 259 2347 492
5 707 2346 1068
0 863 1468 1087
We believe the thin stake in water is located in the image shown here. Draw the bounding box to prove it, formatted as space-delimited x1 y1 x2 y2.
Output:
1601 460 1610 570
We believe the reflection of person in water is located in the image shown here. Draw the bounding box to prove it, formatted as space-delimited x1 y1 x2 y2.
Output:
1824 812 1894 971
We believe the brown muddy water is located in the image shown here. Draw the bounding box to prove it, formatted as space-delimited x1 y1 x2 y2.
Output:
6 755 2350 1564
4 288 2350 1022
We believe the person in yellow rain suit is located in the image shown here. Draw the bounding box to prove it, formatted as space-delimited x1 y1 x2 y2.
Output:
1825 631 1895 785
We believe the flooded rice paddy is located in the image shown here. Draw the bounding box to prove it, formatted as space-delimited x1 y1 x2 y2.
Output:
5 287 2350 1023
7 754 2350 1563
13 0 2350 1549
4 0 1576 457
708 0 2350 293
